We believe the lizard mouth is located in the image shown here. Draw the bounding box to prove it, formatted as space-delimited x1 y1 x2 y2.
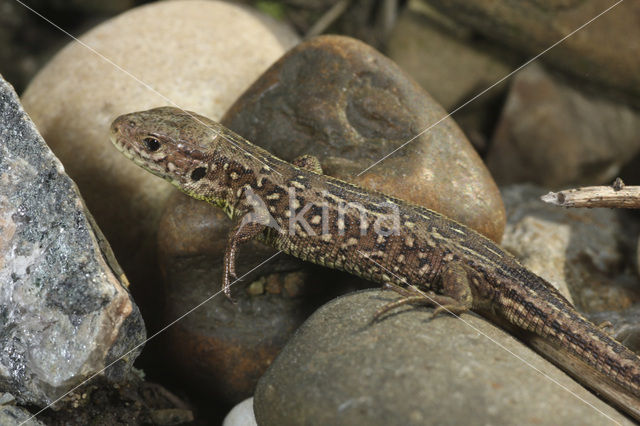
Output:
110 115 161 173
109 115 135 154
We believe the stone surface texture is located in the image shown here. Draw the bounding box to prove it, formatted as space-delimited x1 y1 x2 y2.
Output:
387 4 514 111
487 64 640 187
222 35 505 242
254 290 631 425
20 0 299 330
0 76 145 406
423 0 640 108
501 184 640 313
0 405 43 426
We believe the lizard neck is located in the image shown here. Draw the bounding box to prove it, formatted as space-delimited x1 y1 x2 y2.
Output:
184 131 291 221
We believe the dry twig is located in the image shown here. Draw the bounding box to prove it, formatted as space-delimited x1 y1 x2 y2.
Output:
305 0 352 39
541 178 640 209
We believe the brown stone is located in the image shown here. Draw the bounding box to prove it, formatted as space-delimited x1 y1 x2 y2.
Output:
222 35 505 242
422 0 640 108
487 64 640 187
386 5 518 153
387 5 514 111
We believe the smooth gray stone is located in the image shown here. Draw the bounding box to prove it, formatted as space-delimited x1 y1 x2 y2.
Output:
0 75 145 407
254 290 631 426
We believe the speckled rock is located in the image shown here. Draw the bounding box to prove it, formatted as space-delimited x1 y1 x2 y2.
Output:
0 77 144 406
254 290 631 426
20 0 299 329
222 35 505 242
487 64 640 187
501 184 640 313
223 397 257 426
158 192 367 404
423 0 640 108
0 405 43 426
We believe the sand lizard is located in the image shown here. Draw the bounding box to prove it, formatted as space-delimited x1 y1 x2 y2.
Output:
110 106 640 421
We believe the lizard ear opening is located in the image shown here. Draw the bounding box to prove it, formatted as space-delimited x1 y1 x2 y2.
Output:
191 167 207 181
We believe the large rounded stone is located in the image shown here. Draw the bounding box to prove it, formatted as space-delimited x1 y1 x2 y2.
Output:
254 290 632 425
222 35 505 242
20 0 299 328
422 0 640 107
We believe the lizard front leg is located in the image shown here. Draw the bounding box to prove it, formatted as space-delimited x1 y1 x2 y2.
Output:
292 154 323 174
223 217 266 300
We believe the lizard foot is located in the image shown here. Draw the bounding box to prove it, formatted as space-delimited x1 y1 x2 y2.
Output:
597 320 615 334
373 283 468 321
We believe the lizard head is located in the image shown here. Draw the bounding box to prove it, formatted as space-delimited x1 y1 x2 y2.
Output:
110 106 220 189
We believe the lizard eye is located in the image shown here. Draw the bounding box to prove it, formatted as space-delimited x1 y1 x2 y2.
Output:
143 137 161 151
191 167 207 181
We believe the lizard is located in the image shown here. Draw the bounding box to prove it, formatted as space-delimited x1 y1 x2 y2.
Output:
110 106 640 421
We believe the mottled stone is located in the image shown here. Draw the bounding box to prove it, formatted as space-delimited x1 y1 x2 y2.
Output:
0 77 144 406
222 35 505 242
487 64 640 187
0 405 43 426
223 397 257 426
20 0 299 330
589 304 640 355
423 0 640 108
501 184 640 313
254 290 630 426
158 192 365 404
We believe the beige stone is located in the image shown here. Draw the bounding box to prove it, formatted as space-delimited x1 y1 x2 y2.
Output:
21 0 298 319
